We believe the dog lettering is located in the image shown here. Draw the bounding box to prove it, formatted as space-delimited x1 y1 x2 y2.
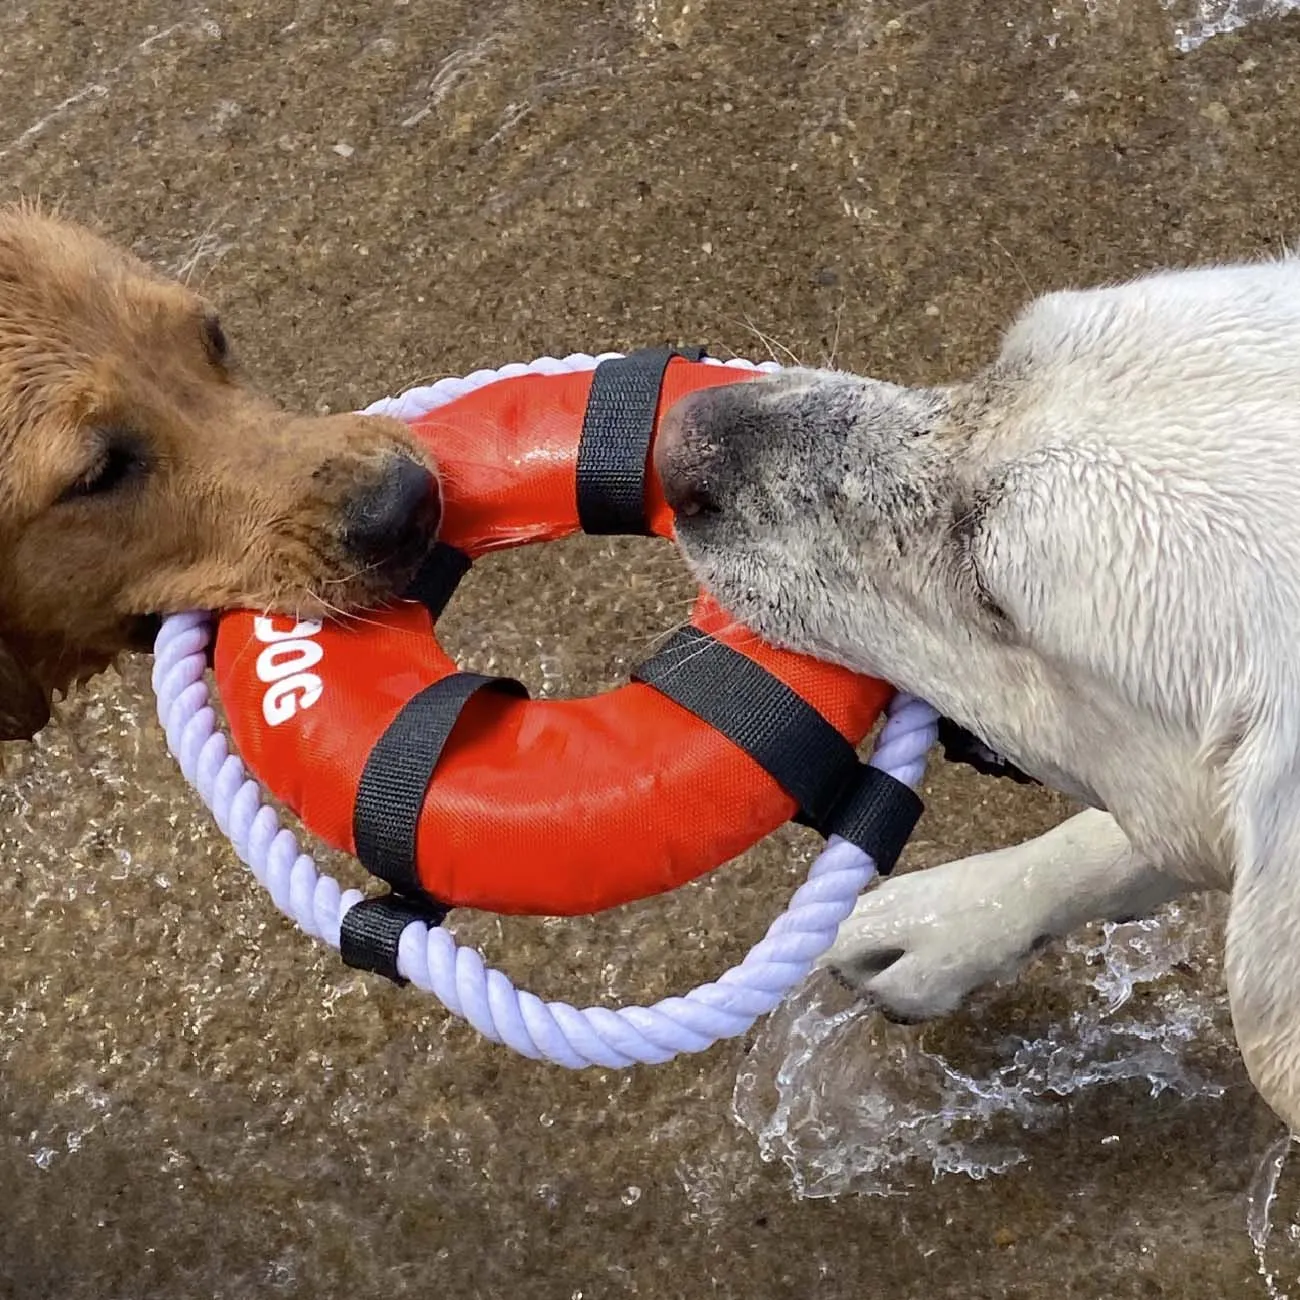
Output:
253 616 324 726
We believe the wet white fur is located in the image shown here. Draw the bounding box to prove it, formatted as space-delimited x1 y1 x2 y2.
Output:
678 259 1300 1132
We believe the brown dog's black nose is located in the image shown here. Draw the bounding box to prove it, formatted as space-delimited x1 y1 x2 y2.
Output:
342 455 438 563
655 390 725 519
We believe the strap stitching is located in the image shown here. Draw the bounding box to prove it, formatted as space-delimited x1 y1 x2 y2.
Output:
576 346 706 536
633 627 922 871
353 672 529 897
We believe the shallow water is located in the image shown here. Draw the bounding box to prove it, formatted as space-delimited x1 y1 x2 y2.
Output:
3 0 1300 1296
734 899 1235 1199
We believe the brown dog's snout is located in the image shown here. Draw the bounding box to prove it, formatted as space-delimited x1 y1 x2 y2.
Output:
341 455 439 567
655 390 727 520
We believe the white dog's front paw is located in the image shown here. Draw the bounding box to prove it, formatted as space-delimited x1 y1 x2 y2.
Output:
818 858 1047 1021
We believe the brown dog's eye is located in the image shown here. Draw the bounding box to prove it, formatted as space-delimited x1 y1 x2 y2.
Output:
202 314 229 366
57 440 148 505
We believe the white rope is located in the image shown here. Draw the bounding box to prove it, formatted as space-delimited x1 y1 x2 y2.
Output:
150 352 939 1068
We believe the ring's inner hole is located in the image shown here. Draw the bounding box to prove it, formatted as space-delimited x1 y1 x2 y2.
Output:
433 534 696 698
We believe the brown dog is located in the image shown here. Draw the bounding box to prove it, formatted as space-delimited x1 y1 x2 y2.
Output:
0 204 438 741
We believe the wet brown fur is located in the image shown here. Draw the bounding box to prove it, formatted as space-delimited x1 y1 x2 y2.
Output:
0 204 436 740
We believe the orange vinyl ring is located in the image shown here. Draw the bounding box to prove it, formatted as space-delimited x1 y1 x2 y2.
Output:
213 350 896 917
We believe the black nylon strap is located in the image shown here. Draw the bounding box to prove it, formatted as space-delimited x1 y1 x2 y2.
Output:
576 345 706 536
632 627 922 873
339 893 450 985
633 628 861 824
404 542 472 619
353 672 529 896
807 764 921 874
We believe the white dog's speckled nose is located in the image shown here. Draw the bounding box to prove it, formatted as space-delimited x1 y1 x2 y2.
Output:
655 388 726 519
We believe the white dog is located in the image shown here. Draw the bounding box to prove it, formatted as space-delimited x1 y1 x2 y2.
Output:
654 259 1300 1133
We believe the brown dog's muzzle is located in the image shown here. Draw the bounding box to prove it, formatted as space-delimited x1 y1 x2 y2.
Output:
340 454 439 577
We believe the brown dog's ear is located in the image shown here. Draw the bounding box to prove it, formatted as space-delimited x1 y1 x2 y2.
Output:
0 636 50 739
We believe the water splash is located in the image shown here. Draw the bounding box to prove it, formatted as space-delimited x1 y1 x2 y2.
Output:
1160 0 1300 51
1031 0 1300 51
733 901 1234 1198
1249 1137 1295 1299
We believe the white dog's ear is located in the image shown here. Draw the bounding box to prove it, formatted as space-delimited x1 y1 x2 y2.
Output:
1224 738 1300 1135
0 635 49 740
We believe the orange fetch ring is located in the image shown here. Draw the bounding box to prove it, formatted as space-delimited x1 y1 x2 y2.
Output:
212 350 909 933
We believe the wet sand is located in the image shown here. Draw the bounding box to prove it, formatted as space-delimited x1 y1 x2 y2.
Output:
2 0 1300 1296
